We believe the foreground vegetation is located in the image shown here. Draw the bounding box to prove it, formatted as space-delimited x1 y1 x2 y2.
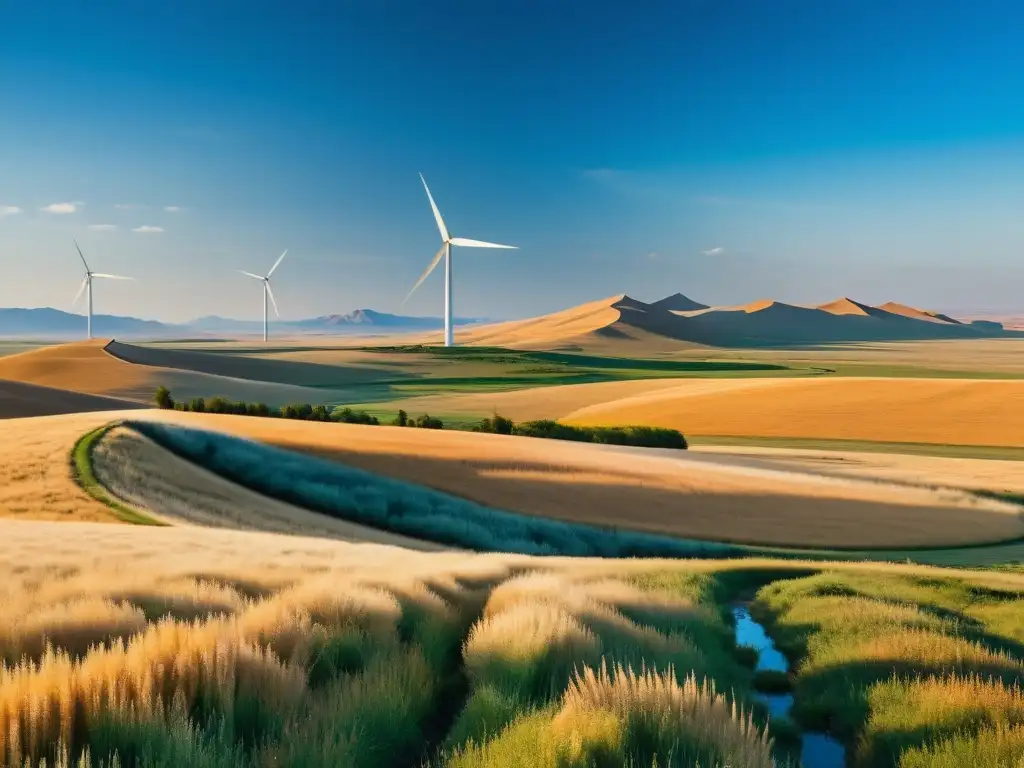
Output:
123 420 736 558
2 548 1021 767
751 570 1024 766
153 387 689 450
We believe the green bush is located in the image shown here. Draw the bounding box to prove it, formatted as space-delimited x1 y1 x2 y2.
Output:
153 385 174 410
333 407 380 425
472 413 515 435
414 413 444 430
392 409 409 427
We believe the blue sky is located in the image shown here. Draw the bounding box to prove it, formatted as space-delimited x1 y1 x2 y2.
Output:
2 0 1023 322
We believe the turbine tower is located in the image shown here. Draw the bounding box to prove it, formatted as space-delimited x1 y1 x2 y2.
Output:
72 240 134 340
239 250 288 342
404 174 516 347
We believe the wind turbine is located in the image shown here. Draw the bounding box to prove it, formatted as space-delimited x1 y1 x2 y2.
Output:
72 240 134 340
239 250 288 342
404 174 516 347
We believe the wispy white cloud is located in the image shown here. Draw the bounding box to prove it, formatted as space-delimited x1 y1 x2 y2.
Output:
41 201 81 214
132 225 164 234
0 205 22 217
647 251 661 261
88 224 118 231
702 246 725 256
163 205 182 213
114 203 140 210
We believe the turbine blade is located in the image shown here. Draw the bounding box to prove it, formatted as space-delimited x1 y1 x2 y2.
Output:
90 273 135 280
449 237 517 249
267 249 288 278
265 282 281 318
419 173 450 242
72 277 88 307
238 270 266 280
403 245 446 305
73 240 90 272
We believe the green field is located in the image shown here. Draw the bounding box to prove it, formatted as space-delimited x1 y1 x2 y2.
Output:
690 435 1024 462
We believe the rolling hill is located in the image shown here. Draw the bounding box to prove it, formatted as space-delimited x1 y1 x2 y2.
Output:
0 339 349 409
445 293 1017 350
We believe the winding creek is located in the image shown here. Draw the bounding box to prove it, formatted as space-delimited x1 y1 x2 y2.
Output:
731 604 846 768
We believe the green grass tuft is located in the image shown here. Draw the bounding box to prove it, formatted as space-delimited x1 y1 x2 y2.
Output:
71 424 166 526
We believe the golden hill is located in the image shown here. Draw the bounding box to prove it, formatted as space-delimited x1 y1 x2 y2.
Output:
0 340 346 411
879 301 963 325
564 376 1024 448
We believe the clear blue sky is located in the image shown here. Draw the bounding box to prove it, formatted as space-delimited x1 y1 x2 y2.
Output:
2 0 1023 322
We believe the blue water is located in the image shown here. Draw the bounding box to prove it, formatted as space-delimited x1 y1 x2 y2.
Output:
802 734 847 767
733 604 789 672
730 605 846 768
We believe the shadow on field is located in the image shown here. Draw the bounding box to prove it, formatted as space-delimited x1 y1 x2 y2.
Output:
106 341 415 389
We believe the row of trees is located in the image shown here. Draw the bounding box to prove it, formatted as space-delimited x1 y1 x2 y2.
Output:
153 387 685 448
152 387 443 429
472 413 688 449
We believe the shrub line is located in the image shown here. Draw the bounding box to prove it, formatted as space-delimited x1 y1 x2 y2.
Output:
151 386 689 450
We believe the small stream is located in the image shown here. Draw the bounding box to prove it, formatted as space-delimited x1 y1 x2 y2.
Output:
731 604 846 768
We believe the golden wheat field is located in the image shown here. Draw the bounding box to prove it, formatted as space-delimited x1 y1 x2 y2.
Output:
558 376 1024 447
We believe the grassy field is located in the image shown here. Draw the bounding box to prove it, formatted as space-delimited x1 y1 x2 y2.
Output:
1 519 1022 767
691 435 1024 462
751 570 1024 766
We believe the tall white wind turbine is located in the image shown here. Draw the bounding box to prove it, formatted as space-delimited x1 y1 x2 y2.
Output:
404 174 517 347
239 250 288 342
72 240 135 340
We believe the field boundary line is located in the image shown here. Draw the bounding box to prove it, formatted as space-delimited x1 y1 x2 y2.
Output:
69 422 167 526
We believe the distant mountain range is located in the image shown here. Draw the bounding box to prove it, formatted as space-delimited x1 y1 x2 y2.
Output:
446 293 1023 349
3 296 1021 347
0 307 487 339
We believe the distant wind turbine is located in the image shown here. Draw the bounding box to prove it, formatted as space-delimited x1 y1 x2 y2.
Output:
404 174 516 347
71 240 134 340
239 250 288 342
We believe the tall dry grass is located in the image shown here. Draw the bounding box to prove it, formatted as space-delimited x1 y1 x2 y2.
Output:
0 617 306 764
445 661 775 768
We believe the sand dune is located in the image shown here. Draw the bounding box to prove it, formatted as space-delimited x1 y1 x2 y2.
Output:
817 297 891 318
0 340 337 407
425 292 1012 351
0 379 143 419
437 294 631 348
879 302 962 325
565 376 1024 448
